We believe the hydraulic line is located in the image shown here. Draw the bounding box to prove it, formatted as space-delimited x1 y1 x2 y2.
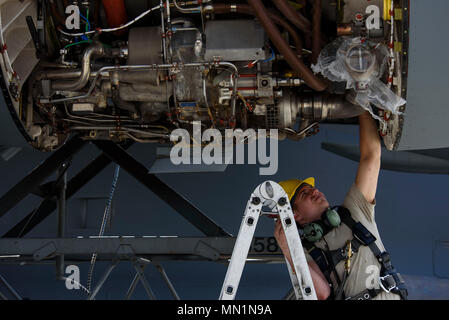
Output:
86 164 121 297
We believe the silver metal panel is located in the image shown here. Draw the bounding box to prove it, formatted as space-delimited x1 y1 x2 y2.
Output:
342 0 383 23
205 20 266 62
397 0 449 150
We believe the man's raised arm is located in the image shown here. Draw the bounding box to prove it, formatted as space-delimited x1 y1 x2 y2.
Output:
355 112 382 204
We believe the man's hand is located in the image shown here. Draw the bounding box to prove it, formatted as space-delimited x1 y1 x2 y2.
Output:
356 112 382 204
274 219 331 300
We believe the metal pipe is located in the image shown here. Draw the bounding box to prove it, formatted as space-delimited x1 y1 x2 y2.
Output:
52 43 106 91
70 126 170 138
160 0 167 62
246 0 326 91
272 0 311 34
173 0 201 13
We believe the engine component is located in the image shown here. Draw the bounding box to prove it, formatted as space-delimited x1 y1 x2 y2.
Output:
127 26 163 86
0 0 409 150
312 37 406 123
204 20 266 62
278 91 365 128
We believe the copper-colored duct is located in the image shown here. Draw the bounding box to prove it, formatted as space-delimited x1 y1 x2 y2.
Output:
49 1 66 26
246 0 327 91
272 0 311 34
312 0 322 64
102 0 128 34
212 3 303 55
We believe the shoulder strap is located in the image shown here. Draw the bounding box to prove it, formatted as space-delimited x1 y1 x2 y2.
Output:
337 206 408 300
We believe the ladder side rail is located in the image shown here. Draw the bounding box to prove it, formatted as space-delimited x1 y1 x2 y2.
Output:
219 195 263 300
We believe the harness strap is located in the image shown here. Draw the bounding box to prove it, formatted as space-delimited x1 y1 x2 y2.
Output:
337 207 408 300
302 207 408 300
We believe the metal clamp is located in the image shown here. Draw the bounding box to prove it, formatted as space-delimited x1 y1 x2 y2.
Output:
378 274 397 293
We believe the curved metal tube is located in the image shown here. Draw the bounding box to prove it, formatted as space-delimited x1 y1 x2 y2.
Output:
173 0 201 13
246 0 327 91
52 43 106 91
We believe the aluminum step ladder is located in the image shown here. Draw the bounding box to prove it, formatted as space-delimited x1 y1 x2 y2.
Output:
219 181 317 300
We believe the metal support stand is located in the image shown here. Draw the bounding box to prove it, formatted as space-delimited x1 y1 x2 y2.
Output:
0 273 22 300
88 261 118 300
56 163 68 280
153 261 181 300
0 136 235 299
132 260 156 300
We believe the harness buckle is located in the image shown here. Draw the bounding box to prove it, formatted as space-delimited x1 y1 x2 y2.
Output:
378 274 397 293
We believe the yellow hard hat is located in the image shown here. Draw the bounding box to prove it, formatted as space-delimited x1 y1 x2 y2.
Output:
278 177 315 202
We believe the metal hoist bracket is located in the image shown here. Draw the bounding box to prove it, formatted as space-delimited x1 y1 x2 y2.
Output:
219 181 317 300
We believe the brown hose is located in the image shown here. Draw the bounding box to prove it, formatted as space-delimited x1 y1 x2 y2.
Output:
272 0 311 34
49 1 66 26
312 0 322 64
212 4 303 55
246 0 327 91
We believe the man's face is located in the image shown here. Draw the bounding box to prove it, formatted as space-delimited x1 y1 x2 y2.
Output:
292 184 329 225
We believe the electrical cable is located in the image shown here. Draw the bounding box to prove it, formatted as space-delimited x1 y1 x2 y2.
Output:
79 12 91 32
64 39 92 49
59 5 161 37
261 47 275 63
86 164 121 297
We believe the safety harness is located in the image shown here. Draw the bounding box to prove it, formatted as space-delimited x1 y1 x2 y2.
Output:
303 206 408 300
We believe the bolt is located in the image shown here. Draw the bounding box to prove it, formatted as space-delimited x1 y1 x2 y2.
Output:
278 197 287 206
251 197 260 205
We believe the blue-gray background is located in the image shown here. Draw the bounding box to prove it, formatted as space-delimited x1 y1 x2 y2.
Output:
0 123 448 300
